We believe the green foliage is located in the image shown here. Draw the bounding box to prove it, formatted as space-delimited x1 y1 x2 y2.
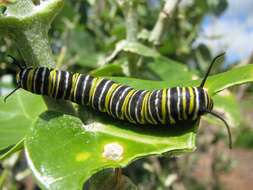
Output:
0 90 45 151
0 0 252 189
235 127 253 148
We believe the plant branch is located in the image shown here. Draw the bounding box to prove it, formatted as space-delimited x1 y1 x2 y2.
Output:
117 0 139 76
149 0 180 46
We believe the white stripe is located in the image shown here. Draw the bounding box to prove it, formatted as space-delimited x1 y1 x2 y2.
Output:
81 75 90 105
115 87 131 118
204 89 208 108
147 90 157 124
40 68 46 94
127 90 138 122
98 80 111 111
21 69 27 88
63 71 69 99
135 90 146 123
155 90 163 123
194 87 199 119
167 88 174 123
177 87 181 120
54 71 61 98
109 84 122 116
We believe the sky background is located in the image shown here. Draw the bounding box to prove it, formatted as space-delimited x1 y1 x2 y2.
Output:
195 0 253 64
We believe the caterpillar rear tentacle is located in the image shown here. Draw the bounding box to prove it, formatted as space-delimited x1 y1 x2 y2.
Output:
4 53 232 148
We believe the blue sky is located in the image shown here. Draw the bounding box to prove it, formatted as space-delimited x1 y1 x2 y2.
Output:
195 0 253 64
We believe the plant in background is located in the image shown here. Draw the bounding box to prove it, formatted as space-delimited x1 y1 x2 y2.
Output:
0 0 252 190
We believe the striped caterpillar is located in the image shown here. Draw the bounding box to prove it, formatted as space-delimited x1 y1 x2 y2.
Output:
5 54 232 148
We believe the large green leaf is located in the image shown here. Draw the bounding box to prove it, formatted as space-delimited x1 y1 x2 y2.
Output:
146 57 200 81
25 111 195 190
0 90 46 151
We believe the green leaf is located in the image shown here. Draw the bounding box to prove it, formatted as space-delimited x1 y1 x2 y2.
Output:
89 64 124 77
147 57 200 81
0 138 24 161
0 90 46 151
122 41 160 58
109 40 161 60
201 92 241 139
25 111 195 190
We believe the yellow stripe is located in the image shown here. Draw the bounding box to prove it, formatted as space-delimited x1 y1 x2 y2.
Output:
70 73 80 100
91 78 104 107
109 85 122 114
188 87 194 114
48 70 52 95
32 68 39 92
127 90 138 123
182 88 187 119
88 77 98 105
121 89 135 121
142 91 151 124
145 91 157 124
54 71 62 98
73 74 82 102
140 92 147 124
141 91 150 124
162 89 167 124
147 91 157 124
105 83 120 113
48 70 56 95
52 70 57 95
27 69 34 92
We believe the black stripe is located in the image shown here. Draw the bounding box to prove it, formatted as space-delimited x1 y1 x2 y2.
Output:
82 76 94 105
22 68 32 90
198 87 205 114
34 68 44 94
51 70 58 98
64 72 73 100
55 70 67 99
31 68 38 93
185 87 190 118
109 85 128 117
179 88 184 120
170 87 179 121
128 90 143 123
190 87 196 118
115 87 133 119
149 90 159 123
92 79 110 110
73 74 86 103
43 68 50 96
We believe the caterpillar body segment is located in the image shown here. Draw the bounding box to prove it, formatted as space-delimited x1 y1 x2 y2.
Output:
16 67 213 125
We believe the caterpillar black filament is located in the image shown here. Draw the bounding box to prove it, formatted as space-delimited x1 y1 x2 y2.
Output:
5 54 232 148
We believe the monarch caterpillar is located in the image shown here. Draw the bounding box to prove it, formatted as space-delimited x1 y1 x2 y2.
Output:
5 53 232 148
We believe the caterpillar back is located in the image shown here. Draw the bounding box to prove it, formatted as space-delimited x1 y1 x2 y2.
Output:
16 67 213 125
5 53 232 148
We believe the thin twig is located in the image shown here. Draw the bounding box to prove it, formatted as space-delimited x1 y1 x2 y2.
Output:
149 0 181 46
117 0 139 76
